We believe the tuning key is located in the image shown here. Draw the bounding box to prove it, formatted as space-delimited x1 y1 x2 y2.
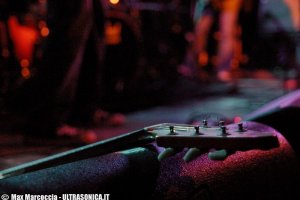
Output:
158 148 176 161
183 148 201 162
208 149 229 160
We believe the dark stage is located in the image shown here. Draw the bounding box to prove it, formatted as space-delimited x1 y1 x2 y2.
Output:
1 0 300 198
2 74 300 199
0 74 286 171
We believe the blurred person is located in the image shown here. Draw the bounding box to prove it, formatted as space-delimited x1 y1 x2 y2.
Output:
193 0 243 82
3 0 125 143
0 0 37 94
256 0 300 90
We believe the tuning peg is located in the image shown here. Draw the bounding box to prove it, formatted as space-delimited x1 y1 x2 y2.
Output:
202 120 208 127
208 149 228 160
183 148 202 162
219 120 225 126
220 126 227 135
158 148 176 161
194 126 201 134
238 122 245 132
169 126 175 134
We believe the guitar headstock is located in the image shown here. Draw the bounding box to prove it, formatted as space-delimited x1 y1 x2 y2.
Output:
144 122 279 150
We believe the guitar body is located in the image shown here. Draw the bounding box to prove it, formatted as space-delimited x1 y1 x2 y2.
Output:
1 122 300 199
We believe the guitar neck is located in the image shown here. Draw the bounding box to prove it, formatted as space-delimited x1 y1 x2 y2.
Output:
0 129 154 179
0 122 279 179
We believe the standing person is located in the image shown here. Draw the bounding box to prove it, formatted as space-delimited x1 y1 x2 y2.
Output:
193 0 243 82
5 0 125 143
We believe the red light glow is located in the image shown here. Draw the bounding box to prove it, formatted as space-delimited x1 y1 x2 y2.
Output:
41 27 50 37
234 116 242 123
21 68 31 79
20 59 30 68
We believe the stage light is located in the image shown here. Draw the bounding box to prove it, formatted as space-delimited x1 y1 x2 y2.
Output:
41 27 49 37
38 21 46 29
109 0 120 5
233 116 242 123
21 68 31 79
20 59 30 68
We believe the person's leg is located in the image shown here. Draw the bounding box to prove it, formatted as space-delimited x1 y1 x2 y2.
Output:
216 0 242 82
65 30 102 127
194 12 214 68
58 0 125 140
20 0 95 137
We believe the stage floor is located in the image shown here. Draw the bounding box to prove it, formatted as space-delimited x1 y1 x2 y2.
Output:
0 73 289 171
